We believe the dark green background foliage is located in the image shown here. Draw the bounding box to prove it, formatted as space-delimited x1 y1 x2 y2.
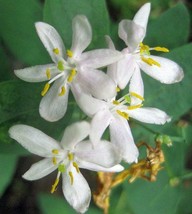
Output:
0 0 192 213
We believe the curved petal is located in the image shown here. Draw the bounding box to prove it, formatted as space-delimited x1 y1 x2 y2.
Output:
118 20 145 52
128 107 171 124
71 15 92 58
22 158 59 180
9 125 60 157
129 65 144 105
75 140 122 167
79 49 122 69
109 117 139 163
14 64 58 82
78 69 117 99
61 121 90 149
35 22 66 63
62 167 91 213
139 55 184 83
105 35 116 50
78 160 124 172
133 3 151 33
39 76 69 122
90 109 112 146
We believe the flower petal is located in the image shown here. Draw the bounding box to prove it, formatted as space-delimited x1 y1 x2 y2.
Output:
61 121 90 149
128 107 171 124
79 49 122 69
139 55 184 83
23 158 58 180
133 3 151 33
75 140 122 167
78 68 117 99
109 117 139 163
78 160 124 172
118 20 145 52
62 167 91 213
14 64 58 82
9 125 60 157
71 15 92 58
39 76 69 122
90 109 112 146
35 22 66 63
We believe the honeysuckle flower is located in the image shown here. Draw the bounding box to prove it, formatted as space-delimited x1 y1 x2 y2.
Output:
15 15 122 122
9 121 123 213
106 3 184 96
72 83 171 163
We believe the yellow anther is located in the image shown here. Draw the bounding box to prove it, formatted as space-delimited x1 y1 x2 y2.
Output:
66 50 73 58
73 162 80 173
57 61 64 71
116 87 121 92
154 47 169 52
52 157 57 165
59 86 66 96
69 171 74 185
41 83 50 96
67 69 77 83
53 48 60 55
130 92 144 101
128 104 143 110
51 178 59 193
46 68 51 80
68 153 74 161
113 100 120 105
116 110 129 120
141 56 160 67
52 149 59 155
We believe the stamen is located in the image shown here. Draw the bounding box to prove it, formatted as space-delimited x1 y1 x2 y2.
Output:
67 69 77 83
52 157 57 165
128 104 143 110
58 164 66 173
130 92 144 101
113 100 120 105
53 48 60 55
51 178 59 193
41 83 50 96
116 87 120 92
52 149 59 155
73 162 80 173
46 68 51 80
153 47 169 52
141 56 160 67
57 61 65 71
66 50 73 58
59 86 66 96
116 110 129 120
69 171 74 185
139 43 150 55
68 153 74 161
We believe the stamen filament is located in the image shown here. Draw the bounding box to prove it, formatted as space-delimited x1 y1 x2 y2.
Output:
73 162 80 173
41 83 50 96
69 171 74 185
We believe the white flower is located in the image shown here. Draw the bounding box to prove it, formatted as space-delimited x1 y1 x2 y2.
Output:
72 83 171 163
9 121 123 213
15 15 122 122
106 3 184 96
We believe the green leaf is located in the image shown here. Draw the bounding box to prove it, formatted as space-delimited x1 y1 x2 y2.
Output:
145 3 190 49
43 0 110 49
0 154 18 197
0 0 49 65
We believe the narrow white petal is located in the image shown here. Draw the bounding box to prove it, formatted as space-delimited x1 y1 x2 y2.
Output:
90 109 112 146
9 125 60 157
71 15 92 58
75 140 122 167
78 161 124 172
129 65 144 105
128 107 171 124
35 22 66 63
105 35 116 50
139 55 184 83
78 69 117 99
61 121 90 149
79 49 123 69
39 76 69 122
62 167 91 213
22 158 58 180
109 117 139 163
14 64 58 82
118 20 145 52
133 3 151 33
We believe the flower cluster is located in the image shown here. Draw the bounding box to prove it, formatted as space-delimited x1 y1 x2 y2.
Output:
9 3 183 213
